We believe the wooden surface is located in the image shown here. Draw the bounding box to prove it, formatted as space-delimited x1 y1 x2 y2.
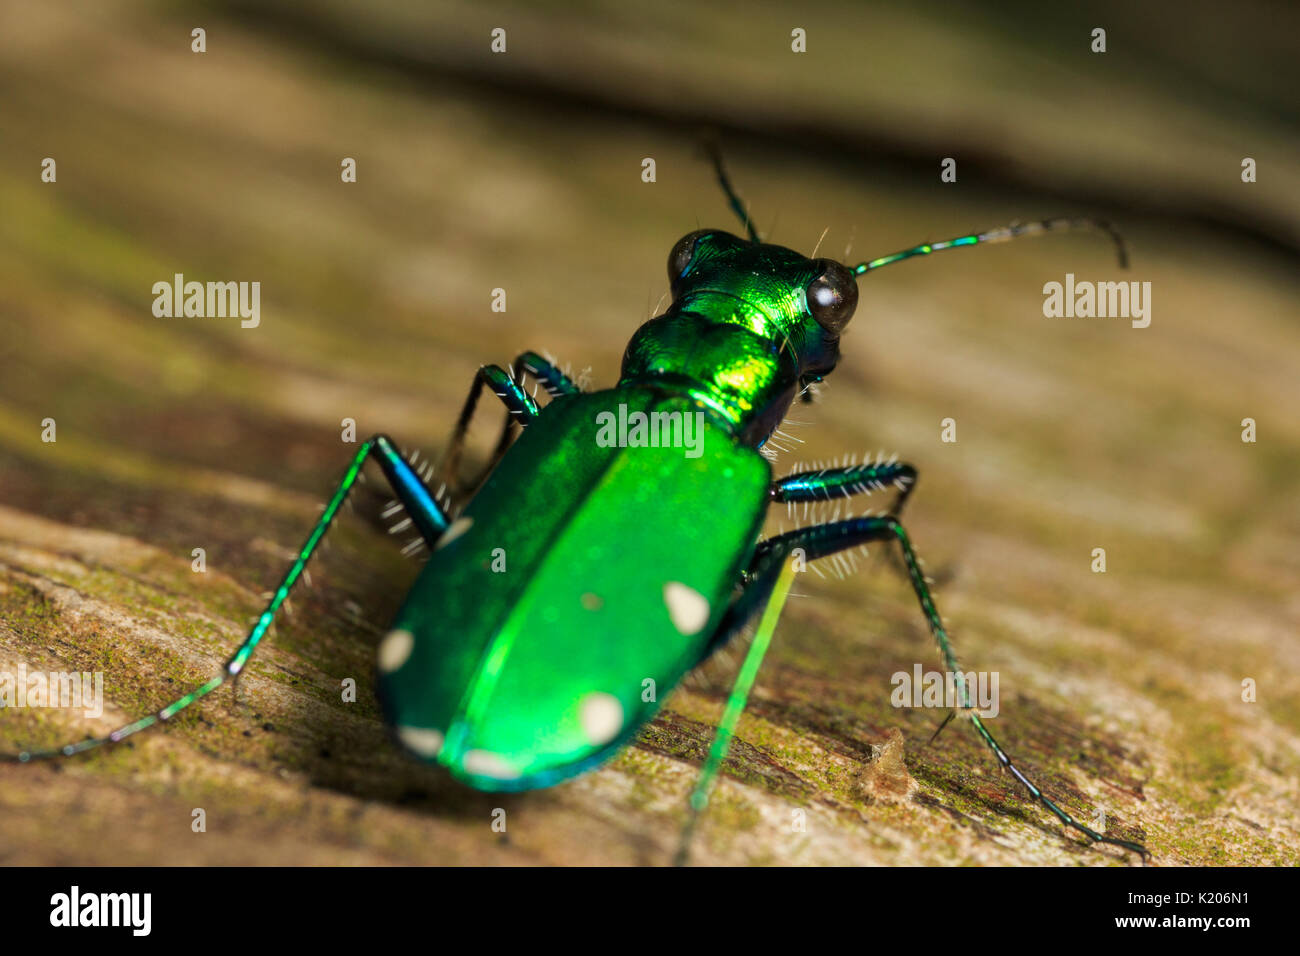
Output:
0 1 1297 865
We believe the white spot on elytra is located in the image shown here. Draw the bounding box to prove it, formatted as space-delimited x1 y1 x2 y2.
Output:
463 749 519 780
664 582 710 634
579 692 624 746
397 726 444 757
378 628 414 673
436 516 474 550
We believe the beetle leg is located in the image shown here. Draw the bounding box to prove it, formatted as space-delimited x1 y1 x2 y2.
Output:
512 351 582 399
674 558 796 866
696 516 1148 860
771 456 917 517
476 352 584 488
2 435 449 763
771 456 951 583
440 362 544 495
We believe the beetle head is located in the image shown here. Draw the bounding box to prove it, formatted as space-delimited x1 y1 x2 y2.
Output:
665 229 857 382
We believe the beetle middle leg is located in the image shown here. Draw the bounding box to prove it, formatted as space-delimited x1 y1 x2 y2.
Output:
689 515 1148 859
2 434 449 763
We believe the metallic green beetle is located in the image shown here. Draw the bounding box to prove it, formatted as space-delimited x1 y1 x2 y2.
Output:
6 159 1146 860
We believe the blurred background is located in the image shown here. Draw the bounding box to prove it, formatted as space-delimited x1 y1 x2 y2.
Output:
0 0 1296 865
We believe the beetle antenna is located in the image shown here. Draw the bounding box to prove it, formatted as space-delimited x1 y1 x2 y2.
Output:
852 216 1128 275
704 140 761 244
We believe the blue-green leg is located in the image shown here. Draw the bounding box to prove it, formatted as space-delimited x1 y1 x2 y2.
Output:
772 457 918 517
480 352 583 476
440 360 548 493
512 351 582 400
699 515 1148 859
3 434 448 762
773 456 929 584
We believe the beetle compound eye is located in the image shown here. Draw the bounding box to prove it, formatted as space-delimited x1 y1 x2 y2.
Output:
806 261 858 333
668 230 709 283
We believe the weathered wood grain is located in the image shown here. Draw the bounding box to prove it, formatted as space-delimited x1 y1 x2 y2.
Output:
0 1 1296 865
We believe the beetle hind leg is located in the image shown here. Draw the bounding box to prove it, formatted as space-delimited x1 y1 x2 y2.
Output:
685 516 1148 861
2 434 450 763
674 558 798 866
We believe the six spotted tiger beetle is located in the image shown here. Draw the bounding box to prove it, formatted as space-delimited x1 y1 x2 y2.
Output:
5 148 1147 863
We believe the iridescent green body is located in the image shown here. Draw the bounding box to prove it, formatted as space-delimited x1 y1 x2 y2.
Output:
378 231 842 789
621 231 847 441
380 389 769 789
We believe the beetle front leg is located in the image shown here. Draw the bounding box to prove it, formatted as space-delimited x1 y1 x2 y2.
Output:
478 352 585 486
771 456 918 517
771 456 949 583
511 350 582 399
439 361 545 494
